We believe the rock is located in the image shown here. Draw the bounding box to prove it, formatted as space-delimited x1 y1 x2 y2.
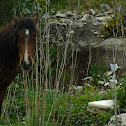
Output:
82 76 92 80
108 113 126 126
96 16 111 22
66 11 73 17
87 100 115 113
89 9 96 15
104 82 110 86
98 38 126 50
100 4 111 11
79 14 89 22
110 64 119 72
94 31 100 35
92 38 126 72
74 86 83 91
69 30 74 34
109 79 117 84
98 81 104 85
48 10 126 85
107 11 113 15
106 71 113 76
56 13 66 18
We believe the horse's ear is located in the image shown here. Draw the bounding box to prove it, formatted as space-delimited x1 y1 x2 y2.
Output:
13 15 19 24
33 15 38 25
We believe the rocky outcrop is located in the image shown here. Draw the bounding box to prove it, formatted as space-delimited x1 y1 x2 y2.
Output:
48 6 126 85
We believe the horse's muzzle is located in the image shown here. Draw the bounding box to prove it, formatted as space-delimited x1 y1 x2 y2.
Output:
21 59 32 70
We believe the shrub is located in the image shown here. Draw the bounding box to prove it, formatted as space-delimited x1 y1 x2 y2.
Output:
117 78 126 108
104 14 126 37
54 87 113 126
89 63 107 85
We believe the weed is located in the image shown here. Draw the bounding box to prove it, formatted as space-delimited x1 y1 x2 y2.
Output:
89 63 107 85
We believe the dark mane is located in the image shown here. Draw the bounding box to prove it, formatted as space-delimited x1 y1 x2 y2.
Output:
16 17 36 32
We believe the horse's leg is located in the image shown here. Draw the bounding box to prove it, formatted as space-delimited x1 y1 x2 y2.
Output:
0 87 7 114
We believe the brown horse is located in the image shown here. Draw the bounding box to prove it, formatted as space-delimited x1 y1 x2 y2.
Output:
0 15 38 114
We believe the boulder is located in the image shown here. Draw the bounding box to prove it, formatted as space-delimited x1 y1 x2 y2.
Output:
107 113 126 126
90 38 126 78
87 100 115 113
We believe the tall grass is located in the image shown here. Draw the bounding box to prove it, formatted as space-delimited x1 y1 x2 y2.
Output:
1 0 125 125
0 0 77 125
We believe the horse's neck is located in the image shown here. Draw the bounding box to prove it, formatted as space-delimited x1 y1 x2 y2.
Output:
0 24 19 67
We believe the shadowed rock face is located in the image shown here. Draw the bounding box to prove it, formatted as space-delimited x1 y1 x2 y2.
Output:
77 38 126 82
49 11 126 85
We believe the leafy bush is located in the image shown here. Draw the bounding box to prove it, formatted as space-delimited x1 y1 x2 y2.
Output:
89 63 107 84
117 78 126 108
1 81 114 125
54 87 113 126
104 14 126 38
104 0 126 38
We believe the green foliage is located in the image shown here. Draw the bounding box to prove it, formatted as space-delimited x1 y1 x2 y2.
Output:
50 0 112 12
0 0 113 27
89 63 107 84
1 83 26 124
0 0 43 27
117 78 126 108
104 14 126 37
54 87 113 126
1 81 114 125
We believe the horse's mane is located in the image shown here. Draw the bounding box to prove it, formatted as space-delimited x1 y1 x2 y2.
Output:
0 17 36 66
16 17 36 32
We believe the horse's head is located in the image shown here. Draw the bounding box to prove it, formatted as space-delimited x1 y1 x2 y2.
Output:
13 15 38 70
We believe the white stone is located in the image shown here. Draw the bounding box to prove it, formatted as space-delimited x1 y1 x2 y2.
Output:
89 9 96 15
110 64 119 72
98 81 104 85
74 86 83 91
108 113 126 126
83 76 92 80
106 71 113 76
88 100 115 110
94 32 100 35
66 11 73 17
69 30 74 34
79 14 89 22
56 13 66 18
104 82 110 86
96 16 111 22
109 79 117 84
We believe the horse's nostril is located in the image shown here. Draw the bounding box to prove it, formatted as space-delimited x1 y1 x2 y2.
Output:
21 60 24 65
21 59 32 70
29 59 32 66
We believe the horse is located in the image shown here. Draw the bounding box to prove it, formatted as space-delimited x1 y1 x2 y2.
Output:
0 15 38 114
